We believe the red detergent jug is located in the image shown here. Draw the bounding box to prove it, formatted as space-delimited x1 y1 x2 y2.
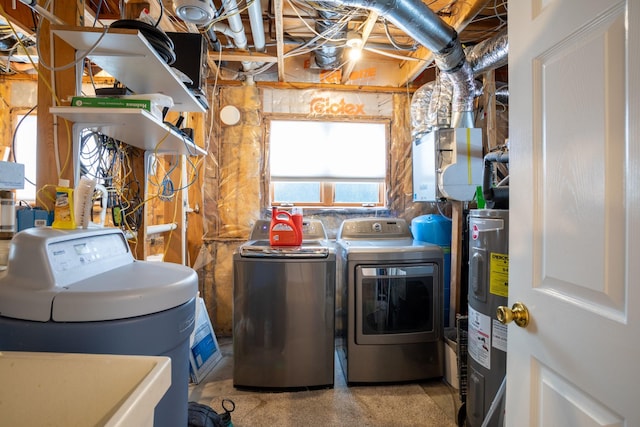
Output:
269 208 302 246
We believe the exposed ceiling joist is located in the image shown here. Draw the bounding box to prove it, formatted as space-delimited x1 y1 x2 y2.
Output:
0 0 508 88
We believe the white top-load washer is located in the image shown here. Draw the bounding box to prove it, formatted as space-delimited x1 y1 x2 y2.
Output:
0 227 198 427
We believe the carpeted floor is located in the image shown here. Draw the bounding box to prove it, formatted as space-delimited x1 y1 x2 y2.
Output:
188 337 460 427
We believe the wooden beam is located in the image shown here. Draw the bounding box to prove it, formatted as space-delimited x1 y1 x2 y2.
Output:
450 201 465 320
35 2 78 210
0 0 37 34
163 154 185 264
482 69 497 152
215 51 279 63
130 148 147 260
186 111 205 268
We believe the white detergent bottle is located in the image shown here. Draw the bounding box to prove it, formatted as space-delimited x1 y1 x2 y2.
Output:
75 177 108 229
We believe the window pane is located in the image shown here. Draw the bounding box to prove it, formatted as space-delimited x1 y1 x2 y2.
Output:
270 120 386 180
335 183 380 203
13 114 37 202
273 182 321 203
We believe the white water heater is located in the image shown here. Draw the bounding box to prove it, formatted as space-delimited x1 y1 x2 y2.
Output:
412 128 483 202
466 209 509 427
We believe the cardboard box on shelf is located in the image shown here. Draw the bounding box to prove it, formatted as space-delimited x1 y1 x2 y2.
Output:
71 96 152 111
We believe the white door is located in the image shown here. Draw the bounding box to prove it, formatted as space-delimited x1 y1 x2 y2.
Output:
508 0 640 425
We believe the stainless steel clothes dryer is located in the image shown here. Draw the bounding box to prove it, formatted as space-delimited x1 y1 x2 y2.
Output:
233 219 336 388
336 217 444 384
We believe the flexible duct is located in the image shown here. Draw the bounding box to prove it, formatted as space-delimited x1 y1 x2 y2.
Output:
466 29 508 75
412 29 508 133
410 81 435 137
427 75 453 129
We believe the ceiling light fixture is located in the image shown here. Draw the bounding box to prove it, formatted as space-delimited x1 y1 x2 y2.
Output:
173 0 216 25
346 31 363 61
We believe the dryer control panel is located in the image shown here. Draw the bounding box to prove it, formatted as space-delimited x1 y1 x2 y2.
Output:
337 218 412 240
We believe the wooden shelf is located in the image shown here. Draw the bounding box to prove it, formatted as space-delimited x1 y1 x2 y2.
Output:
52 26 206 113
50 106 206 156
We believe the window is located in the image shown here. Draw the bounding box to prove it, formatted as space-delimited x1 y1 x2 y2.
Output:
269 119 387 207
12 113 37 202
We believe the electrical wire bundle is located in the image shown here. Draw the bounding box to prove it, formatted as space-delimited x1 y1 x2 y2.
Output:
79 130 143 233
109 19 176 65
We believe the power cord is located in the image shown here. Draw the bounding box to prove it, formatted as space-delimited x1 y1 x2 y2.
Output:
110 19 176 65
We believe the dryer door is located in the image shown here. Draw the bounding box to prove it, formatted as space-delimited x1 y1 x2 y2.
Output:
355 263 440 345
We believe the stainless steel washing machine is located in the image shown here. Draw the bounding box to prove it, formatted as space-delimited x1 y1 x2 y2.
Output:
336 217 444 384
233 219 336 388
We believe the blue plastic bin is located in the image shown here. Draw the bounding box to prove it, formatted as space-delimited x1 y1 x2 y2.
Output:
411 214 452 327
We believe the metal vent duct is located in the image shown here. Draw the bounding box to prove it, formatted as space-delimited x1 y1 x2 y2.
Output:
318 0 472 126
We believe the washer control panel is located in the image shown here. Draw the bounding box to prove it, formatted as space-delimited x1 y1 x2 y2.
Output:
4 227 133 290
48 233 129 273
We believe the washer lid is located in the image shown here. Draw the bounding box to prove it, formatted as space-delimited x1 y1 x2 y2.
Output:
0 259 198 322
51 261 198 321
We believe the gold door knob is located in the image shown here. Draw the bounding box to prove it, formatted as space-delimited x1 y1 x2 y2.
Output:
496 302 530 327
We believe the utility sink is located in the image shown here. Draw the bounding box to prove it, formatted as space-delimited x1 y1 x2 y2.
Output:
0 351 171 427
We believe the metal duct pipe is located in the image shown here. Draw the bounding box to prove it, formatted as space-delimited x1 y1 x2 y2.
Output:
413 30 508 134
314 4 348 69
496 86 509 105
323 0 464 69
320 0 471 126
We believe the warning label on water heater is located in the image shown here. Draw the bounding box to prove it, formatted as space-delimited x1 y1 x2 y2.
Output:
468 306 491 369
489 252 509 297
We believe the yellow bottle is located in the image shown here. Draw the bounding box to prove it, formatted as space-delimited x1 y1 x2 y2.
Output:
52 179 77 229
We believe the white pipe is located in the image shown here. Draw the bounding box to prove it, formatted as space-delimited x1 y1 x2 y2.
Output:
247 0 265 52
221 0 248 50
147 223 178 235
212 22 240 41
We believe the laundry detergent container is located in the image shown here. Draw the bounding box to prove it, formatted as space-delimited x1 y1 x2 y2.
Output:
0 227 198 427
412 214 452 326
